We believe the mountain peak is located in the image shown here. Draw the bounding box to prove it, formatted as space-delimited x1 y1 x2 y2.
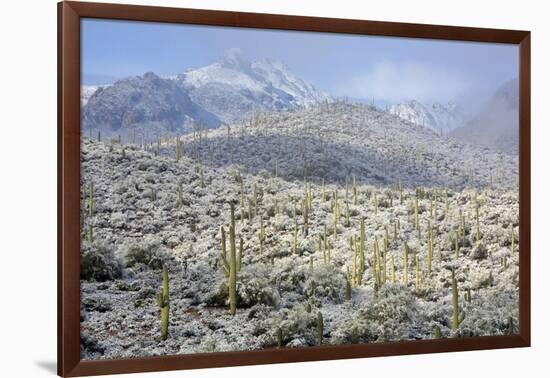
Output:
220 48 251 70
389 100 464 134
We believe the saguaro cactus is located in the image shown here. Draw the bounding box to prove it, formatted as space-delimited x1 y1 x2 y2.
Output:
475 201 481 242
87 224 94 244
414 195 420 231
316 311 324 345
352 176 358 205
433 325 442 339
292 221 298 255
451 269 464 337
238 237 244 272
415 255 420 292
511 225 515 254
427 224 433 275
240 181 245 223
220 204 238 315
303 197 309 236
259 217 265 255
391 255 396 284
156 264 170 340
351 235 358 286
88 182 94 217
403 242 409 286
359 219 365 280
228 204 238 315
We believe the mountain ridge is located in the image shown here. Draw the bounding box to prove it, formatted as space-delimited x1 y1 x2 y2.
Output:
81 49 332 139
389 100 464 135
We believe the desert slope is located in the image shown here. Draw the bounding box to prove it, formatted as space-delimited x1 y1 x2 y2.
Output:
79 102 519 359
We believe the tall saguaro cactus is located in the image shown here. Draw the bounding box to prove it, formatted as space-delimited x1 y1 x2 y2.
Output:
259 217 266 255
228 204 238 315
220 204 238 315
414 195 420 231
403 242 409 286
475 201 481 242
359 219 365 281
451 269 464 337
427 224 433 275
316 311 324 345
511 225 515 254
156 264 170 340
88 182 94 217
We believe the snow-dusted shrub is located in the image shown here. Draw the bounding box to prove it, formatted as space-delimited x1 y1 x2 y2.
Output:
456 288 518 337
268 258 308 295
303 264 346 303
270 304 316 347
331 285 419 344
237 263 279 307
206 263 279 308
471 242 488 260
80 242 122 282
120 237 171 270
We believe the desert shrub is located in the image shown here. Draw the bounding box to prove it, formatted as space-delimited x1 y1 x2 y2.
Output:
269 259 308 293
206 264 279 308
121 238 171 270
331 285 419 344
457 287 518 337
237 264 280 307
270 304 316 347
303 264 346 303
80 242 122 281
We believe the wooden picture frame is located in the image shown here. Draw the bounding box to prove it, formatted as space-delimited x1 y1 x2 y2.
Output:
58 1 531 376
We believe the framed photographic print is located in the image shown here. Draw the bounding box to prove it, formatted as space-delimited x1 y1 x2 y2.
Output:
58 1 531 376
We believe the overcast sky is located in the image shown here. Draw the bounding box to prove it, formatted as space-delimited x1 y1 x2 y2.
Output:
82 18 518 108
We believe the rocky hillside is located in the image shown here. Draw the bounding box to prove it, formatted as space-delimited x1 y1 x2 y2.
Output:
79 102 519 359
389 100 464 135
451 78 519 154
81 72 221 141
181 102 517 190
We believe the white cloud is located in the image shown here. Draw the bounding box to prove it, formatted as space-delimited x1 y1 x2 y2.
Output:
334 60 471 103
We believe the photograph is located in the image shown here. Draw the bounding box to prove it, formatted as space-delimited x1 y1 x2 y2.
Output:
78 18 520 360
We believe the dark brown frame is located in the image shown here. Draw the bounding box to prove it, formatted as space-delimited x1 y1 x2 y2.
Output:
58 1 531 376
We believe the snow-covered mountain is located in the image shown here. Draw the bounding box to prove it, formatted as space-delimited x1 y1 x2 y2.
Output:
81 49 332 137
389 100 464 135
176 48 332 123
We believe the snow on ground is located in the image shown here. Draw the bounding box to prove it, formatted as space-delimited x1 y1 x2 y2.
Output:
79 103 519 359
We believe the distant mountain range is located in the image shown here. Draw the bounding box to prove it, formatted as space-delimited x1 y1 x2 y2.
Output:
389 100 464 135
451 78 519 154
81 49 331 140
81 50 518 154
